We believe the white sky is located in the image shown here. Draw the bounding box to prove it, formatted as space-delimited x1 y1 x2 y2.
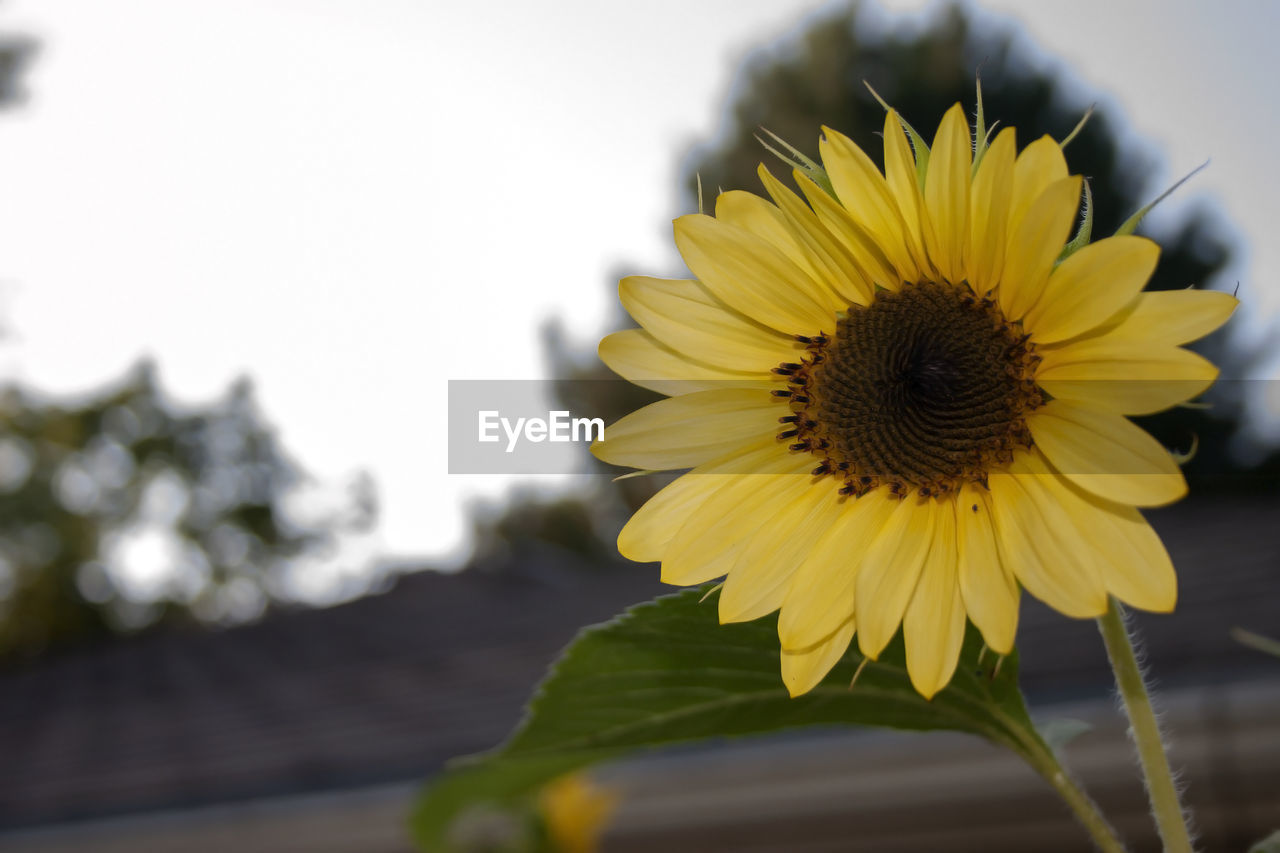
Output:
0 0 1276 577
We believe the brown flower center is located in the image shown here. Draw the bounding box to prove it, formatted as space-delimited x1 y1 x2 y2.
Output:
773 280 1043 499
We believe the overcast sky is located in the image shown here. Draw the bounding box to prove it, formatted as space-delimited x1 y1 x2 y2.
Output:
0 0 1275 585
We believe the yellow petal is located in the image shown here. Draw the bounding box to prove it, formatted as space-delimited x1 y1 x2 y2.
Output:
819 125 919 281
616 434 785 563
674 213 837 337
619 276 799 373
922 104 972 284
781 616 855 698
1029 461 1176 613
882 109 935 279
714 189 821 277
599 329 775 396
1024 236 1160 344
988 454 1109 618
966 127 1016 295
1079 498 1177 612
757 165 873 305
855 496 936 659
661 443 814 586
719 482 842 624
618 473 722 563
778 487 897 650
1028 399 1187 507
794 171 894 301
1008 135 1068 235
999 449 1175 614
592 389 781 471
903 500 965 699
998 175 1082 321
955 483 1019 654
1036 339 1219 415
1096 289 1239 346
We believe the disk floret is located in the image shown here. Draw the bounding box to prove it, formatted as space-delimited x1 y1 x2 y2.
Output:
774 280 1043 499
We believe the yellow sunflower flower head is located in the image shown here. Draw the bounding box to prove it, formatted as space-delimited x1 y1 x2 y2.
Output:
593 101 1238 700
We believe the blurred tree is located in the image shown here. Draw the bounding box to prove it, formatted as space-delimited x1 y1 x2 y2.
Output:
469 487 613 569
0 26 35 108
500 1 1278 565
0 362 376 660
0 21 375 661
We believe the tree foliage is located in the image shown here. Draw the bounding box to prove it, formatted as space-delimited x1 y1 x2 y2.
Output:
0 24 377 660
0 363 375 660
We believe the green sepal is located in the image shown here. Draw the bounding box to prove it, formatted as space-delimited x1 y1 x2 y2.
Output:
1232 628 1280 659
1249 829 1280 853
1060 104 1095 149
1116 162 1208 236
756 127 835 198
864 80 930 189
1059 179 1094 261
972 75 991 173
1170 433 1198 466
972 120 1000 176
611 469 662 483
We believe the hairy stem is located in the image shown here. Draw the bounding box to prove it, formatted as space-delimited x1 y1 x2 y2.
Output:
1015 730 1126 853
1097 597 1194 853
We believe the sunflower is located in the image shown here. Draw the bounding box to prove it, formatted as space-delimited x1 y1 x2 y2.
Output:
593 102 1236 699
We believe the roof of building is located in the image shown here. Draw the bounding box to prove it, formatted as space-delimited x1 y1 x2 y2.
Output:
1 498 1277 833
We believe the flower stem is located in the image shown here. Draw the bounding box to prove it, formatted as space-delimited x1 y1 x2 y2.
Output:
1097 597 1194 853
1016 732 1126 852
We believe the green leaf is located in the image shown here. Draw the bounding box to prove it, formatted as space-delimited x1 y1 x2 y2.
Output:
411 588 1057 851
